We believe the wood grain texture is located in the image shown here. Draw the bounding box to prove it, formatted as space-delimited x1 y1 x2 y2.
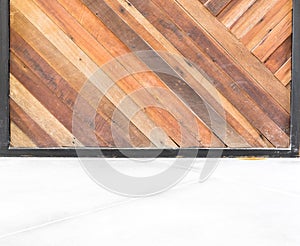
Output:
205 0 233 16
203 0 292 86
105 0 272 147
265 35 292 74
9 0 292 148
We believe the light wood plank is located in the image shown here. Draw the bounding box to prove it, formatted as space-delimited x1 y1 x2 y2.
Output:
275 58 292 86
218 0 256 28
230 0 280 39
241 0 292 50
252 12 292 62
10 122 37 148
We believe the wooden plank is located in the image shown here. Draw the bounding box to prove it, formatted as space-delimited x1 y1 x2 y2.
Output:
10 99 57 147
131 1 290 146
230 0 280 39
11 30 134 147
103 0 271 147
10 121 37 148
12 0 177 148
81 0 253 147
275 58 292 86
33 0 216 147
199 0 209 4
241 0 292 50
10 74 82 147
9 0 292 148
265 35 292 74
204 0 233 16
128 0 290 146
252 11 292 62
148 0 289 131
11 8 152 148
11 51 116 147
218 0 256 28
55 0 228 147
175 0 290 112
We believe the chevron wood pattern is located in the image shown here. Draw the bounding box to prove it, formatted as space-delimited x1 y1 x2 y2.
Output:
9 0 292 148
204 0 293 86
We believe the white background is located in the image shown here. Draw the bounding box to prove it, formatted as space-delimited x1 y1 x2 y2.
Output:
0 158 299 246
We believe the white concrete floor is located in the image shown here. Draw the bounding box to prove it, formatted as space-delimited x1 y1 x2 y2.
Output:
0 158 299 246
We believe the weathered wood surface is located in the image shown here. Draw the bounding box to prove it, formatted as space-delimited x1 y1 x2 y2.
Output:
209 0 292 87
9 0 292 148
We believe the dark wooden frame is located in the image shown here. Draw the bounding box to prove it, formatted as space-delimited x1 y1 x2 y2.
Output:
1 0 299 157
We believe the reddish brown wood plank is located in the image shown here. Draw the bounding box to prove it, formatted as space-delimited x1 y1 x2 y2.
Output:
265 35 292 74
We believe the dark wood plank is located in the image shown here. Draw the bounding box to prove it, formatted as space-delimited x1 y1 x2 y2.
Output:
205 0 233 16
218 0 256 27
265 35 292 74
199 0 209 4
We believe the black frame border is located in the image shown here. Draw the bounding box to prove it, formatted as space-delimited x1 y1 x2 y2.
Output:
0 0 299 158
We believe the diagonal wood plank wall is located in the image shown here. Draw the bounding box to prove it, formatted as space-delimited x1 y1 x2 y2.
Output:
9 0 292 148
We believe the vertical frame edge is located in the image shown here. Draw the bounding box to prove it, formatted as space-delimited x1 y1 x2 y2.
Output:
0 0 10 150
